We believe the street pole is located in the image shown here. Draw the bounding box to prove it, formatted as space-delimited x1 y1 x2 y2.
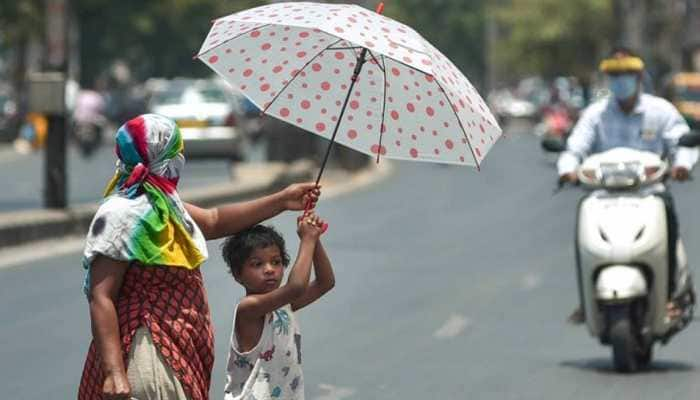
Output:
43 0 69 208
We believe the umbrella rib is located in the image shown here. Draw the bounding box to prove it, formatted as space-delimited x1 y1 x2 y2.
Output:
375 55 389 164
433 79 481 170
326 46 364 51
367 50 385 73
195 23 272 59
262 38 344 114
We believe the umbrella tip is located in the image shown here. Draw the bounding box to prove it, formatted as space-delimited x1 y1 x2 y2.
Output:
375 2 385 14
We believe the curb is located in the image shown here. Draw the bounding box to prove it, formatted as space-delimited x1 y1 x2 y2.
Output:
0 160 316 249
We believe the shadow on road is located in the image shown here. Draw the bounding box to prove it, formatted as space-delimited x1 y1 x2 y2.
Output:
559 358 694 374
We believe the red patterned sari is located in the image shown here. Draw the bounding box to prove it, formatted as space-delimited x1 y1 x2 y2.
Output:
79 263 214 400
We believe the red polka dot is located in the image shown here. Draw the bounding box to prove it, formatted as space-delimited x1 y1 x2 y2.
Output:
243 69 253 77
480 124 485 133
350 100 359 110
406 103 415 112
273 66 283 73
403 56 413 63
425 75 435 82
315 122 326 132
335 52 345 60
426 107 435 117
335 27 344 33
422 59 432 66
390 110 399 120
208 55 219 64
299 31 310 38
347 129 358 139
280 108 290 117
321 82 331 91
297 51 307 58
260 83 270 92
312 63 322 72
301 100 311 109
475 148 482 157
391 67 400 76
371 144 387 155
445 139 454 150
250 30 261 38
365 41 375 48
434 148 440 155
410 148 419 158
261 43 272 50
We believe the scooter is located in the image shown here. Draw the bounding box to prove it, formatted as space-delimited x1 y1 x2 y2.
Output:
549 143 696 372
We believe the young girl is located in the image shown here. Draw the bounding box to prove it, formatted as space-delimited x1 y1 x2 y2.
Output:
78 113 320 400
220 214 334 400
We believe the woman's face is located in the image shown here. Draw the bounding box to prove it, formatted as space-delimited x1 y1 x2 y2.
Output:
237 245 285 294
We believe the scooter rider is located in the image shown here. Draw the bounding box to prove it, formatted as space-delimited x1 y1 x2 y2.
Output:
558 47 698 324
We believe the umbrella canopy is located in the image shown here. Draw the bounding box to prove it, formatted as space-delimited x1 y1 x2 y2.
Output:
196 2 501 171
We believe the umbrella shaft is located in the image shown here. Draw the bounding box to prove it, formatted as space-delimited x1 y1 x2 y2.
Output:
315 48 369 185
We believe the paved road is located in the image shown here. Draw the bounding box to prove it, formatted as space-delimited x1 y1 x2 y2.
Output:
3 121 700 399
0 142 235 212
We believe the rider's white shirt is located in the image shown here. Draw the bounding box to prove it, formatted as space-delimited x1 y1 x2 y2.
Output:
557 93 698 175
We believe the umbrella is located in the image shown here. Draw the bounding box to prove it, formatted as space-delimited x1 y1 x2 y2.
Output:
196 1 502 185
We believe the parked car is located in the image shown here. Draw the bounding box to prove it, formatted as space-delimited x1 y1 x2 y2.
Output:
148 78 249 160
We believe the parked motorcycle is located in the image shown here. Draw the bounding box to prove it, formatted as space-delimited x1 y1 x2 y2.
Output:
546 142 696 372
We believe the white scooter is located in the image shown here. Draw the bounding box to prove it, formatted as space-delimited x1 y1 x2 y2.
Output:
564 147 695 372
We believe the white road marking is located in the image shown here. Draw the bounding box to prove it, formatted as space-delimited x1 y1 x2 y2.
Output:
433 314 471 339
314 383 356 400
520 273 542 291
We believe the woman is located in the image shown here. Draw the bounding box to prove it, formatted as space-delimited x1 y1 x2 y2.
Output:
77 114 320 399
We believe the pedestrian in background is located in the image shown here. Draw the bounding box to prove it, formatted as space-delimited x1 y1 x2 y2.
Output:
220 216 334 399
77 113 320 400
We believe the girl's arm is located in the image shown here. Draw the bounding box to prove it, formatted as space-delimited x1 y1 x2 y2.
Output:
88 256 131 398
238 215 324 319
185 182 320 240
238 236 317 319
292 240 335 311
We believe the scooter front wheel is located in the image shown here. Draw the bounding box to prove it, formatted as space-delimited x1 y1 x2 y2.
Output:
609 309 640 372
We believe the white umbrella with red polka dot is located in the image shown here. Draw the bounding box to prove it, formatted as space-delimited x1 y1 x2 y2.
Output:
196 1 501 184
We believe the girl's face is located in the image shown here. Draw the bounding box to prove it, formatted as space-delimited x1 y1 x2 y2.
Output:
236 245 285 294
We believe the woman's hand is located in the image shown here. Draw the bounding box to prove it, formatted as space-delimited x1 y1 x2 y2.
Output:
102 370 131 399
281 183 321 211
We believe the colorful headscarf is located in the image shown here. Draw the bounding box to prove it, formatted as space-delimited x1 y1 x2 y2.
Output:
83 114 207 294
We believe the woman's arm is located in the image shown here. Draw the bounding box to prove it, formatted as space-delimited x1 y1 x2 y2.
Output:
185 182 320 240
292 240 335 311
88 255 131 398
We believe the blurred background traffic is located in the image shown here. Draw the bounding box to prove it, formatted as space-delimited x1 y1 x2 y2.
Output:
0 0 700 205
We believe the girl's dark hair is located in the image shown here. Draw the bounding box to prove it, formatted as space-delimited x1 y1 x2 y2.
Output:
221 225 290 277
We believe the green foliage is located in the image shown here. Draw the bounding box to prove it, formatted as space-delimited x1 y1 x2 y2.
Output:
0 1 44 42
76 0 266 85
385 0 488 89
492 0 613 82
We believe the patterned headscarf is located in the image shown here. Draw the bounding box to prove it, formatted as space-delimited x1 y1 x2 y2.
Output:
83 114 207 292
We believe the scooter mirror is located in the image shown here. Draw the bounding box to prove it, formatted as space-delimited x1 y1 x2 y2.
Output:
541 136 566 153
678 130 700 147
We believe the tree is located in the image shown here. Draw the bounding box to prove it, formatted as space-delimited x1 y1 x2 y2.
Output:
492 0 613 91
385 0 488 90
75 0 266 86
